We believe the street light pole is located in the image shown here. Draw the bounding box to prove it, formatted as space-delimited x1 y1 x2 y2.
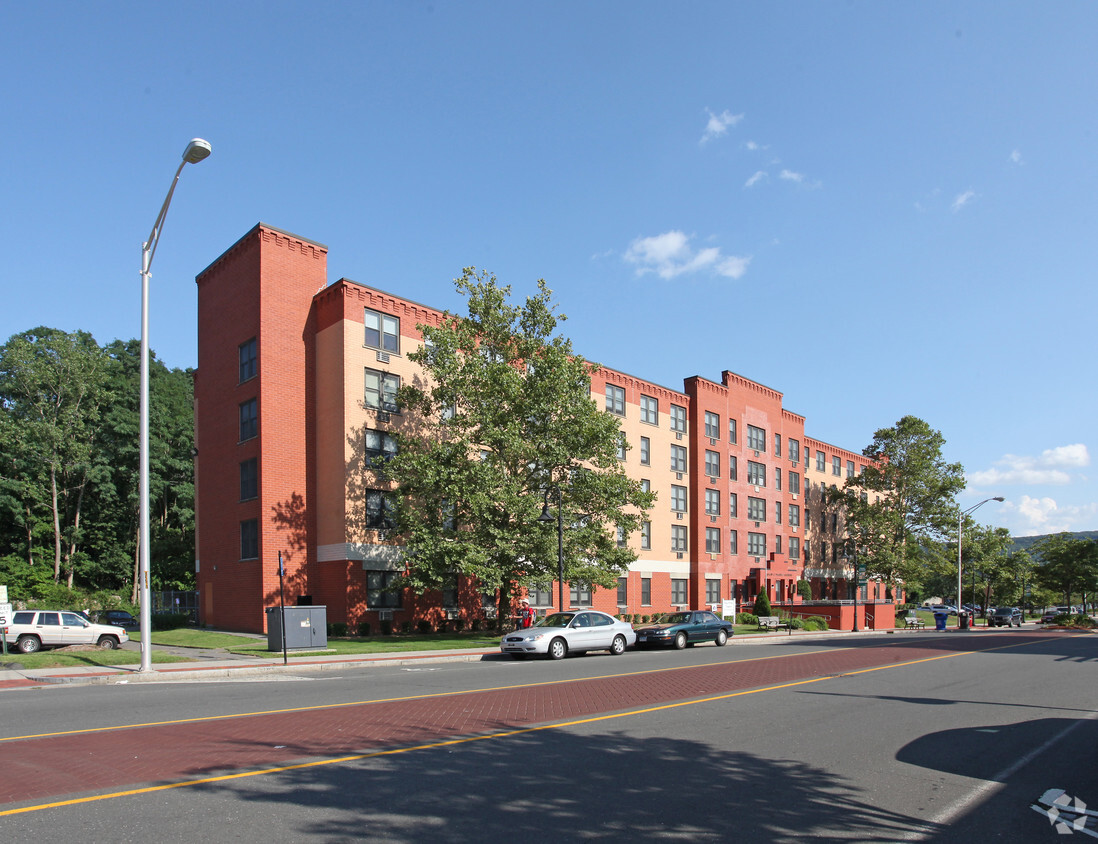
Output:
139 138 211 673
538 486 565 612
957 496 1004 632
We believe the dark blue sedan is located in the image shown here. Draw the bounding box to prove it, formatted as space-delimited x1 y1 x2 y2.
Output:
635 610 733 649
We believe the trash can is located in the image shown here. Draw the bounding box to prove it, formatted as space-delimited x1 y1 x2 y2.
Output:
959 610 969 630
934 612 948 631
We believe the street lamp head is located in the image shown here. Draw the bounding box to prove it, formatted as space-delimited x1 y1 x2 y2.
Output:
182 138 212 164
538 504 554 523
992 496 1005 502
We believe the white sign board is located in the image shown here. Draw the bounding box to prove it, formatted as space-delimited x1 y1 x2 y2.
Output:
0 602 12 625
721 599 737 620
0 585 7 603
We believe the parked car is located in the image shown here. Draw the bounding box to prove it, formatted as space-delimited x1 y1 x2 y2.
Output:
95 609 138 629
1040 607 1074 624
928 605 959 616
635 610 733 649
989 607 1022 627
500 610 636 660
1 610 129 653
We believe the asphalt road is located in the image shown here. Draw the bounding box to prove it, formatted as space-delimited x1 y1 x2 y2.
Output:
1 629 1094 842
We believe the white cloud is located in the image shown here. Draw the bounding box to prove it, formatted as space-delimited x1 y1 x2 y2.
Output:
779 169 804 183
967 444 1090 487
745 170 767 188
624 230 751 281
951 190 977 212
1004 496 1098 536
700 108 743 145
1010 149 1024 165
744 140 768 151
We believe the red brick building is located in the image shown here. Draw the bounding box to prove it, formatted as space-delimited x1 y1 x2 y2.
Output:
194 224 893 633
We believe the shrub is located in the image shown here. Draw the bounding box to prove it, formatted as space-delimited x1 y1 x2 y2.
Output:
796 580 813 601
357 620 371 637
328 622 349 638
737 612 758 625
753 592 772 617
470 618 482 632
151 612 190 631
802 616 829 631
417 619 432 634
380 619 393 636
453 617 465 632
401 620 412 634
787 616 805 629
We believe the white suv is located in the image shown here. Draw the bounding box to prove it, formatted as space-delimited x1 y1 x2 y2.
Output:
2 610 130 653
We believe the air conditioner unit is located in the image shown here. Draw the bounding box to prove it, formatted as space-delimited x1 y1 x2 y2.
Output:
445 609 459 620
376 351 391 363
377 411 391 423
378 609 393 621
484 607 497 619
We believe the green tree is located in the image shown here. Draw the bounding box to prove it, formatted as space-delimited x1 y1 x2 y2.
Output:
1031 533 1098 609
832 415 965 597
753 590 772 617
367 269 653 619
959 525 1014 609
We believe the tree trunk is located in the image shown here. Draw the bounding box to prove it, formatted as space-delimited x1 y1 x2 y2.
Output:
131 524 140 605
50 466 62 582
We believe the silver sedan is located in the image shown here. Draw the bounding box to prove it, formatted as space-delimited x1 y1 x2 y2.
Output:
500 610 636 660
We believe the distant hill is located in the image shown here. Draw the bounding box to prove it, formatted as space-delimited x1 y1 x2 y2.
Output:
1010 531 1098 554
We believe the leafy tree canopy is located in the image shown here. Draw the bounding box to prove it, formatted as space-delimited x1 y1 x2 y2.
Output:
369 269 653 616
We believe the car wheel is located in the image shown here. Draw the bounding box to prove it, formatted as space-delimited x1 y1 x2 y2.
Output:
17 635 41 654
715 629 728 646
674 632 687 650
547 638 567 660
96 635 119 650
610 634 626 656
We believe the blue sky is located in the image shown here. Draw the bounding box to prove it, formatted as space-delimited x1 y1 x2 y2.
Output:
2 1 1095 538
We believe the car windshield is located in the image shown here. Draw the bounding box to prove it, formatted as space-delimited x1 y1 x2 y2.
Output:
656 613 692 624
536 613 574 628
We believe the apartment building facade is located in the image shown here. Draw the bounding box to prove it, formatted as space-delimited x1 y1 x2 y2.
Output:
195 224 888 634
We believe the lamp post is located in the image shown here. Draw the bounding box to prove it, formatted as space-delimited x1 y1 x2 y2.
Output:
138 138 211 673
957 496 1003 632
538 487 565 612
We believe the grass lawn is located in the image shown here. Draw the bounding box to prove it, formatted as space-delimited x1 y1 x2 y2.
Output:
0 647 193 671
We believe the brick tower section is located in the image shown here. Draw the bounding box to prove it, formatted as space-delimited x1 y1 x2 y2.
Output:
195 224 327 632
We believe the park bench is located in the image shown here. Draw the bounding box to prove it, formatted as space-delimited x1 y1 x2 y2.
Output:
757 615 790 633
904 614 925 630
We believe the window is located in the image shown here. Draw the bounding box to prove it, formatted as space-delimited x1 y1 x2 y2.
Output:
670 404 687 433
774 433 782 457
789 536 800 560
747 460 766 486
748 496 766 521
367 570 402 608
671 485 687 512
671 525 687 552
847 460 855 478
616 436 627 461
238 337 257 382
788 504 800 527
748 532 767 557
671 578 687 604
775 501 782 524
833 456 842 476
240 519 258 560
570 582 592 606
239 399 257 441
729 492 738 518
641 479 651 493
617 577 628 605
729 455 738 481
706 527 720 553
788 438 800 463
529 584 552 607
640 395 659 425
729 529 738 554
364 430 398 465
817 451 826 471
789 471 801 495
704 411 720 439
641 577 651 605
704 449 720 478
671 444 687 473
775 534 783 554
616 525 627 548
364 369 400 412
705 489 720 516
605 384 625 416
640 436 650 465
706 579 721 604
240 458 258 501
365 490 395 529
640 521 651 550
364 308 400 354
775 469 782 491
747 425 766 452
729 418 737 444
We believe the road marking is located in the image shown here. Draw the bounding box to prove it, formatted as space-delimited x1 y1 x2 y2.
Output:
0 646 971 818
